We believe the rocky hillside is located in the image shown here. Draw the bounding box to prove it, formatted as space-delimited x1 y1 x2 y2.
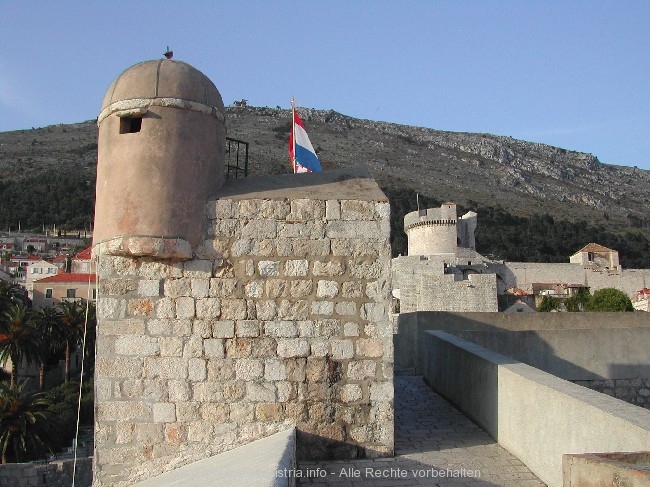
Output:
1 106 648 230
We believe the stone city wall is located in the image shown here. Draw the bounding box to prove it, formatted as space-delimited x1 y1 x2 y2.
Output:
572 378 650 410
0 458 92 487
93 195 394 486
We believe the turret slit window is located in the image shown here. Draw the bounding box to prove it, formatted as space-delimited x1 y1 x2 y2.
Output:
120 116 142 134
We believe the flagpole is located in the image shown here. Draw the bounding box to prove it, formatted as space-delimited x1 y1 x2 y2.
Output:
291 97 296 173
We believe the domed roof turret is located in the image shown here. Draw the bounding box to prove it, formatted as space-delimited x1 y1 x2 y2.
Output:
98 59 225 125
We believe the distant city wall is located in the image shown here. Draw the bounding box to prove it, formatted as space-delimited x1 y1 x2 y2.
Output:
395 311 650 375
496 262 650 297
422 331 650 487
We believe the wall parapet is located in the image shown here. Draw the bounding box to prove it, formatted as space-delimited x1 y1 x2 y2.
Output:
422 330 650 487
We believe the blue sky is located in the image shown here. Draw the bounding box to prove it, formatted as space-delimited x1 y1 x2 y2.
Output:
1 1 649 170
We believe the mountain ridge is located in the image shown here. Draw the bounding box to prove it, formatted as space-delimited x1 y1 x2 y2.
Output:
0 106 648 231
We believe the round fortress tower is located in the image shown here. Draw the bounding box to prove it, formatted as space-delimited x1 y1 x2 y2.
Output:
93 59 226 259
404 203 458 256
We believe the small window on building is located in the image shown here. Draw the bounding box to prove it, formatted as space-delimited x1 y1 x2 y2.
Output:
92 289 97 300
66 288 76 299
588 252 594 261
45 288 53 299
120 117 142 134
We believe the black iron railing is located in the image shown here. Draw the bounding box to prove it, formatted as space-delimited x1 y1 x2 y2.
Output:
225 137 249 178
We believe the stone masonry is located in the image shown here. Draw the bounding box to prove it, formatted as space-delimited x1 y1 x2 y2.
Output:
93 168 394 486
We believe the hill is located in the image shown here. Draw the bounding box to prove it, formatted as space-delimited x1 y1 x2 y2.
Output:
0 107 648 266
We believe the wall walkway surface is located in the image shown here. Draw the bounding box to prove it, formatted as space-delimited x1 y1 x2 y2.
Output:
423 331 650 487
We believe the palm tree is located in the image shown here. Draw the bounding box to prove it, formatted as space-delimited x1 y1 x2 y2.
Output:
0 281 30 311
0 304 41 386
56 301 85 383
33 307 66 390
0 381 52 463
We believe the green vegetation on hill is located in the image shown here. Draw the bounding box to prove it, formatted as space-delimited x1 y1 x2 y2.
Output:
0 168 94 232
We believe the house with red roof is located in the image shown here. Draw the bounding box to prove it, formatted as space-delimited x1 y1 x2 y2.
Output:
569 243 620 270
632 288 650 312
31 272 97 309
71 246 95 274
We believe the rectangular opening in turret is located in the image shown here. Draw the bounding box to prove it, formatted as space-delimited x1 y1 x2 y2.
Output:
120 117 142 134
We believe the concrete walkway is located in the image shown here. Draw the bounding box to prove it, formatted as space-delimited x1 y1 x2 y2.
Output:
297 376 546 486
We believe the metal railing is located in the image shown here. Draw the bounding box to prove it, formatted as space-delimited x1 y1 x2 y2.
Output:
225 137 249 178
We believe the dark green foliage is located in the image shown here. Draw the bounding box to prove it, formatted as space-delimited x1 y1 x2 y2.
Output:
565 288 591 312
45 379 94 454
538 295 561 312
0 168 95 231
466 202 650 268
585 288 634 312
0 382 53 463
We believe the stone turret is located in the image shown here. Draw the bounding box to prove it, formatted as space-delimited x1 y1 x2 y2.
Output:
404 203 458 256
93 59 226 259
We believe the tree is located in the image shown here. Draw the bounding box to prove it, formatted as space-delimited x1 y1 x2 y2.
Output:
0 382 52 463
565 288 591 312
0 281 30 310
32 307 66 390
585 288 634 312
537 295 560 312
56 301 85 382
0 304 41 385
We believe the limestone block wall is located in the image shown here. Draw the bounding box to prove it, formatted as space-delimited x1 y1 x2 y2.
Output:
417 273 498 312
93 191 393 486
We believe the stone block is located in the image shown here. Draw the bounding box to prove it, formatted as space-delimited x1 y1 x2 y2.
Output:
99 319 146 336
326 200 341 220
258 260 280 277
143 357 187 380
97 298 127 319
285 259 309 276
277 339 310 358
251 239 276 256
316 280 339 298
101 278 137 295
155 298 176 319
335 302 357 316
311 301 334 316
168 380 190 401
183 259 213 278
339 384 363 403
115 336 159 356
348 360 377 380
278 300 309 320
265 279 288 298
341 281 364 298
341 200 377 220
343 322 360 336
244 280 264 298
349 259 384 279
236 358 264 380
369 381 393 402
290 199 325 221
246 383 276 402
195 298 221 319
221 299 248 319
256 403 283 421
356 339 385 358
265 359 287 381
326 221 383 239
212 320 235 338
203 339 224 358
225 338 252 358
330 339 354 360
188 358 207 381
96 357 142 379
138 279 161 297
236 320 260 337
264 321 298 338
318 319 341 338
230 403 254 422
97 401 151 421
290 280 313 298
199 403 229 421
128 298 155 316
191 278 210 298
164 278 191 298
255 300 277 320
175 297 195 319
153 403 176 423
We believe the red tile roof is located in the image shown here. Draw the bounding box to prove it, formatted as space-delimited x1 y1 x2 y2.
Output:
74 247 93 260
37 273 97 283
575 243 616 253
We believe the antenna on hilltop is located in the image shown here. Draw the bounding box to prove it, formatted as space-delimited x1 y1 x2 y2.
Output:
163 46 173 59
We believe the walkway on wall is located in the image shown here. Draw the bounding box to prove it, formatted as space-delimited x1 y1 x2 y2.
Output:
297 376 545 486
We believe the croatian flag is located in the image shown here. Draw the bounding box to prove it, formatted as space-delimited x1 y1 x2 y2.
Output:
289 109 322 173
